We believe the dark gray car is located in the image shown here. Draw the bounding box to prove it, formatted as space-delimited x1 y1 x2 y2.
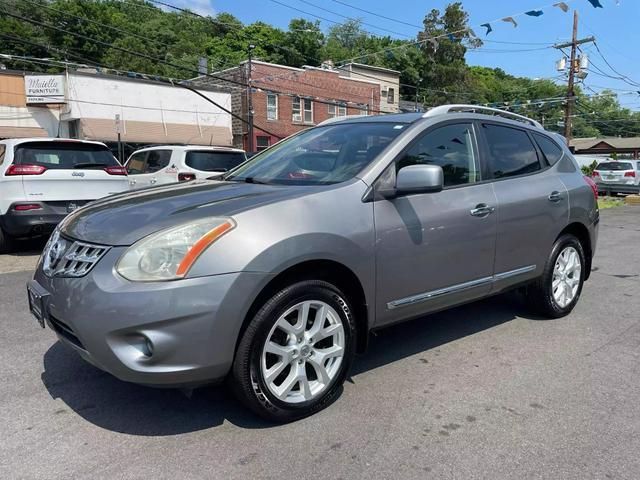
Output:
27 105 599 422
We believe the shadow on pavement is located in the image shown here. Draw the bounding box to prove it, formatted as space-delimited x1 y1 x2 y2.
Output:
8 236 48 256
41 291 542 435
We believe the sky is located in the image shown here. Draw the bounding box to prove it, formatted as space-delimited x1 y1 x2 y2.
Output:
172 0 640 110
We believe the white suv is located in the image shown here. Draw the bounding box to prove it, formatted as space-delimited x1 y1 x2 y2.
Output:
0 138 129 252
592 159 640 196
125 145 247 190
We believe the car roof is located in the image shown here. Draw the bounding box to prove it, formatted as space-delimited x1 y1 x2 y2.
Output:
321 105 549 134
0 137 109 148
131 145 245 154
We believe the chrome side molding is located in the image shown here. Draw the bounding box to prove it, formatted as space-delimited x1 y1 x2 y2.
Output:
387 265 537 310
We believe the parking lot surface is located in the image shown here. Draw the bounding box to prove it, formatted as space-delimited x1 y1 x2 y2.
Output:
1 207 639 479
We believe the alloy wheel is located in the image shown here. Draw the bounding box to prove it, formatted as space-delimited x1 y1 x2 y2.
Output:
261 300 345 404
552 246 582 308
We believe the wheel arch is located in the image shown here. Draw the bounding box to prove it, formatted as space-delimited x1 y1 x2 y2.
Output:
556 222 593 280
236 259 370 356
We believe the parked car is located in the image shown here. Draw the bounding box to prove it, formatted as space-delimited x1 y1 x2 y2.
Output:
27 106 598 422
125 145 247 189
592 159 640 196
0 138 128 252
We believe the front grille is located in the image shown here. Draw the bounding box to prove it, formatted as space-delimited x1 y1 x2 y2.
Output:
42 231 110 278
49 315 85 350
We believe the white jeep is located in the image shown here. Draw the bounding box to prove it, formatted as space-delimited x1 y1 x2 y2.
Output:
0 138 129 252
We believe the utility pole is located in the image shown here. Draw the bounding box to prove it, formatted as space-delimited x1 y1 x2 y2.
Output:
246 44 255 153
553 10 595 146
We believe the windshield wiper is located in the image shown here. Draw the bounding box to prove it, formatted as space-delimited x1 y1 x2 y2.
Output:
73 162 108 169
224 176 270 184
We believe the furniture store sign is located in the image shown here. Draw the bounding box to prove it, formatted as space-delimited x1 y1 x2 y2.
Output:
25 75 66 104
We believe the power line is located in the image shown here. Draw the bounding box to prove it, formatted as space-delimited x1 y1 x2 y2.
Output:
14 0 177 52
295 0 412 38
328 0 421 29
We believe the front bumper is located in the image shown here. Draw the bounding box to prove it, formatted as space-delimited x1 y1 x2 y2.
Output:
33 247 272 387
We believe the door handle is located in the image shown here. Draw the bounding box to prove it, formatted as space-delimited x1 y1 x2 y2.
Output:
548 191 563 203
150 178 157 184
470 203 495 217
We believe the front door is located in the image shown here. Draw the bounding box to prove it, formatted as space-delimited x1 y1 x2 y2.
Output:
374 122 497 326
126 149 172 189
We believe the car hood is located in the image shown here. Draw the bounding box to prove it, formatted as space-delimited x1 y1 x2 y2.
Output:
60 180 309 246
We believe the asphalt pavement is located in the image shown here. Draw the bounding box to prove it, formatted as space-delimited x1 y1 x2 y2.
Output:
1 207 639 479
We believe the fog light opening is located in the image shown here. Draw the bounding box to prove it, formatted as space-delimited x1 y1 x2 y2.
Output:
144 337 154 357
132 335 154 358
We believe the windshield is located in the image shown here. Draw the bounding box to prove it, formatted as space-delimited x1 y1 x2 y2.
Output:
225 122 407 185
597 162 633 171
186 151 246 172
15 142 119 169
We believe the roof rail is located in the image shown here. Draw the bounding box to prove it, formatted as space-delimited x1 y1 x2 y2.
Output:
423 104 543 129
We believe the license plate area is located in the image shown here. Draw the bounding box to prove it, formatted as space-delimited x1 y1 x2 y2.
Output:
27 280 50 328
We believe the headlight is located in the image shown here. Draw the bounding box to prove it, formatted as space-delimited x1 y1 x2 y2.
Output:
116 217 235 281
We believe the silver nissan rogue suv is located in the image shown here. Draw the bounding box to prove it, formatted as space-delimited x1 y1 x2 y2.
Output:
28 105 599 422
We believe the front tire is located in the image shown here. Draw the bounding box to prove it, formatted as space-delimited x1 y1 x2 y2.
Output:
525 234 586 318
231 280 356 422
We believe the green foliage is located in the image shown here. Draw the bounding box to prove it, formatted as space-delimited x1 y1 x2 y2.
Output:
1 0 639 138
581 160 599 176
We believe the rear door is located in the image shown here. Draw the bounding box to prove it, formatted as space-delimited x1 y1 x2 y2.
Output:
184 150 247 178
478 123 569 290
15 141 127 202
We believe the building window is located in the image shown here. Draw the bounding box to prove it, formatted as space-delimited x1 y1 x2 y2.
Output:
292 97 302 122
293 97 313 123
387 88 395 104
267 93 278 120
303 98 313 123
256 136 270 151
328 102 347 118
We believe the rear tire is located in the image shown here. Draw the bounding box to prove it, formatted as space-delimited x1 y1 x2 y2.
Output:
525 234 586 318
231 280 356 422
0 228 15 254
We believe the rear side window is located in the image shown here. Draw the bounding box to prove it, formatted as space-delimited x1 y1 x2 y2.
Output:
185 151 246 172
0 144 5 165
533 133 563 166
397 123 480 187
144 150 172 173
597 162 633 171
482 124 541 179
14 142 118 169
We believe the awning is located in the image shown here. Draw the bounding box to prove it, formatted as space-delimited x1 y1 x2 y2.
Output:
0 126 49 139
78 118 232 146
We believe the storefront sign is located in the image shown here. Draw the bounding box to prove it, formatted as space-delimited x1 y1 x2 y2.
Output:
25 75 66 104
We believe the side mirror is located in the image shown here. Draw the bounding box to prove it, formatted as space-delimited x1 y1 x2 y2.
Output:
392 164 443 196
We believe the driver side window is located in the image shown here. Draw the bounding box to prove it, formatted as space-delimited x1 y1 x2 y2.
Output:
397 123 479 187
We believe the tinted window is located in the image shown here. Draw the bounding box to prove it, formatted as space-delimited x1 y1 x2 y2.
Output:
185 151 246 172
596 162 633 171
144 150 171 173
397 123 479 187
0 144 5 165
483 124 540 178
533 133 563 166
225 122 406 185
126 151 146 175
14 142 119 169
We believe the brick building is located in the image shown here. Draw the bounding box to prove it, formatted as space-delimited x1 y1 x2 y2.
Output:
193 60 382 151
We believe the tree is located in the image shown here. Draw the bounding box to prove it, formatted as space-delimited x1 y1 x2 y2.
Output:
416 2 482 105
